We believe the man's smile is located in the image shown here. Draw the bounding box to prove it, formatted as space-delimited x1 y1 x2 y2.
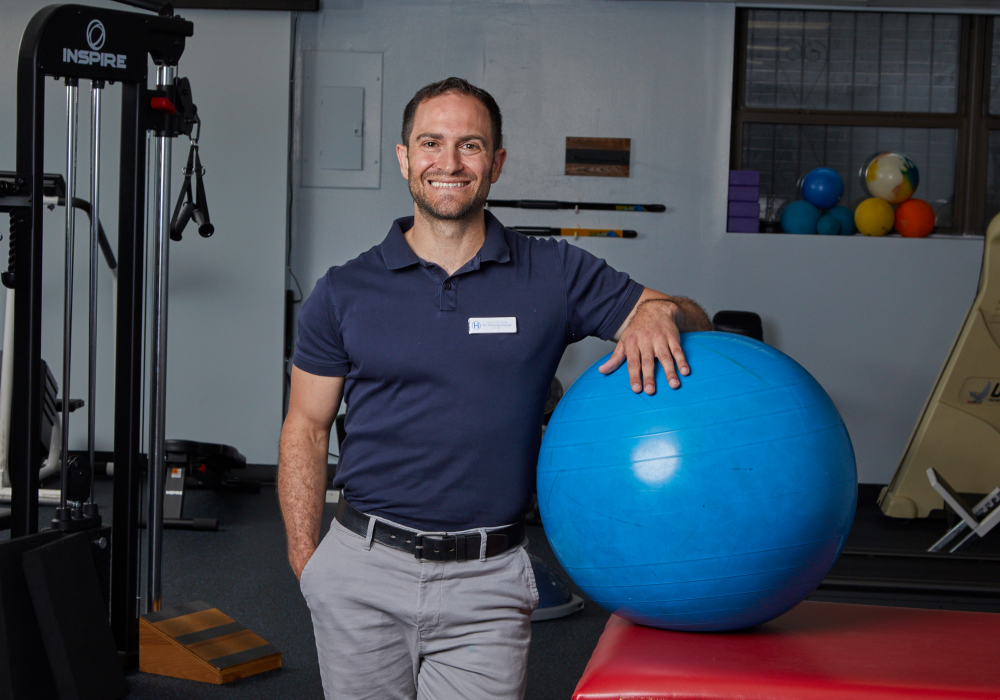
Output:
428 180 471 189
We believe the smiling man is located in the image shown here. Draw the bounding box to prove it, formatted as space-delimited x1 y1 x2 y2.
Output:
279 77 712 700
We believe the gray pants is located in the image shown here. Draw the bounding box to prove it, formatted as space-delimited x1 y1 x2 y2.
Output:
300 517 539 700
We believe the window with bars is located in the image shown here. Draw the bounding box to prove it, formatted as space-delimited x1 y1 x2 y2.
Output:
730 9 1000 236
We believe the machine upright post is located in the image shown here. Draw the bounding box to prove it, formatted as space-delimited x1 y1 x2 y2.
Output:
8 18 46 536
87 80 103 508
112 78 149 662
146 63 175 614
58 78 80 517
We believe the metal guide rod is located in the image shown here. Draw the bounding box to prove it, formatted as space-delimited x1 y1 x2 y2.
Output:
146 63 175 614
88 80 103 505
60 78 80 511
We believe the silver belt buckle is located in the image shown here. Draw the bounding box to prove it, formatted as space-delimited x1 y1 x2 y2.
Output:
412 524 515 561
413 531 449 561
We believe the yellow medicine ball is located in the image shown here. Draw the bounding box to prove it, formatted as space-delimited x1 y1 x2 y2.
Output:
855 197 895 237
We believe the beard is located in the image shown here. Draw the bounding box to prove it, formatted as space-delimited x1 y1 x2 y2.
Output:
408 170 491 222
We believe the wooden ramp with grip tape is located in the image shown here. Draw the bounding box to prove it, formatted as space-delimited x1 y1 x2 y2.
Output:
881 213 1000 518
139 600 281 684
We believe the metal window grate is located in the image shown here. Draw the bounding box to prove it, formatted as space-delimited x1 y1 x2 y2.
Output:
746 11 959 114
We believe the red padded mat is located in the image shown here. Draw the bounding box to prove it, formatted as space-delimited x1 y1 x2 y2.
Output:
573 601 1000 699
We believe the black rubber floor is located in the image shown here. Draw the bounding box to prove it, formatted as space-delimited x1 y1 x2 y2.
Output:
4 480 999 698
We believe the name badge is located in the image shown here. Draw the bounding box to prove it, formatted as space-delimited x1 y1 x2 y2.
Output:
468 317 517 334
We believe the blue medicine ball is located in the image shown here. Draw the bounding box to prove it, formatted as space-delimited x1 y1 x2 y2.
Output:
824 205 857 235
816 214 842 236
780 200 821 234
537 332 857 632
801 167 845 210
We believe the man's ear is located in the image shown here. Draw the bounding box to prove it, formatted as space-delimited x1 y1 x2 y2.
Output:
491 148 507 183
396 143 410 179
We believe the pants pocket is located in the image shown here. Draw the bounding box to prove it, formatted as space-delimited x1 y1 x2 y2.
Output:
299 528 330 597
518 548 540 612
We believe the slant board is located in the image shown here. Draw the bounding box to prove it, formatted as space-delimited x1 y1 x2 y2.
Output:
881 215 1000 518
140 600 281 685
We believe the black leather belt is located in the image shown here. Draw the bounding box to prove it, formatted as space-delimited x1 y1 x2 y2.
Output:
335 497 524 562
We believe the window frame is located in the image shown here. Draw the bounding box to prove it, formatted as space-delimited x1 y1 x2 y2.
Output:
730 10 998 236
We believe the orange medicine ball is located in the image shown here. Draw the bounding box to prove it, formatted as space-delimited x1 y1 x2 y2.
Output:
894 198 935 238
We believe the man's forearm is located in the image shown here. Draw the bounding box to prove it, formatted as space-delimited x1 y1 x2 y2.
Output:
638 295 713 332
277 424 330 575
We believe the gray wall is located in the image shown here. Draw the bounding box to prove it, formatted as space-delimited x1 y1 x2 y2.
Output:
0 1 290 464
289 0 984 484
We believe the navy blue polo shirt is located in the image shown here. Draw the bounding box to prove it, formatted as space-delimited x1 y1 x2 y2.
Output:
294 210 643 531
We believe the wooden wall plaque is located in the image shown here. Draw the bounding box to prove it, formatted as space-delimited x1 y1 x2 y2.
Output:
565 137 631 177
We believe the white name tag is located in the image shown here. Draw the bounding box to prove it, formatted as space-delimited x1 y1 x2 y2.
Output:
468 317 517 334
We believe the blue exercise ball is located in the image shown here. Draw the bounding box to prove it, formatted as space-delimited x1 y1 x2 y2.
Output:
780 200 821 234
801 167 844 209
824 205 857 235
537 332 857 632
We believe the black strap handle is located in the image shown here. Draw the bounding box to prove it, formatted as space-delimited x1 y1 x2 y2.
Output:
169 142 214 241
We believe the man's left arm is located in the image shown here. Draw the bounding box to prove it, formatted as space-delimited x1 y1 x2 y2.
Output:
598 288 713 394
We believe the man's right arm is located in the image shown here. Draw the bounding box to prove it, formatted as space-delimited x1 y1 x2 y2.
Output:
278 366 345 581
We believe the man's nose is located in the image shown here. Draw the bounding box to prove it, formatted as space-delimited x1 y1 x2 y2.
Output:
438 146 462 173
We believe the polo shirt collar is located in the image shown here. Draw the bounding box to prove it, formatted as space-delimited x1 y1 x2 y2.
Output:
380 210 511 271
479 210 511 264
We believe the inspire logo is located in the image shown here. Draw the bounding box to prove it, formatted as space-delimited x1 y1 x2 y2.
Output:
87 19 105 51
63 18 127 69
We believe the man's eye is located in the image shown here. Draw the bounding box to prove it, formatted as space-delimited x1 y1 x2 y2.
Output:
423 141 437 148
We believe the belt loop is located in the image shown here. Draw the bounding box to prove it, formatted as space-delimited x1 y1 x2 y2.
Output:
478 528 488 562
364 516 376 551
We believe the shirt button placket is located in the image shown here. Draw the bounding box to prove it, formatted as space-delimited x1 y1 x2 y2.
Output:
440 278 457 311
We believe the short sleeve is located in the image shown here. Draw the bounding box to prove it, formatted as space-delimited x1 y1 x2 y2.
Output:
557 241 644 342
292 271 352 377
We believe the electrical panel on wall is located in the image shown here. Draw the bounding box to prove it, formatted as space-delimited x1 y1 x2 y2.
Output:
300 51 382 189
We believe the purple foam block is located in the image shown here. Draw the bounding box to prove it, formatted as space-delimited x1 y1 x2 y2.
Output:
728 200 760 218
729 170 761 186
728 216 760 233
728 185 760 202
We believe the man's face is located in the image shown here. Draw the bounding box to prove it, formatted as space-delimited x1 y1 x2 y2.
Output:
396 92 506 222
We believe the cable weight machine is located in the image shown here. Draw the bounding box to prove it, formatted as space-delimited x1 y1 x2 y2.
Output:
1 0 214 665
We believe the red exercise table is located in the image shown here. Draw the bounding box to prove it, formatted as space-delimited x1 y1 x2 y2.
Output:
573 601 1000 699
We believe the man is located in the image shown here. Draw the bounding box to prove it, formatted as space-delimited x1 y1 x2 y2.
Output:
279 77 712 700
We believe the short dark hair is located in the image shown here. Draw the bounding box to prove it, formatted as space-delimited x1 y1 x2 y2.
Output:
401 77 503 152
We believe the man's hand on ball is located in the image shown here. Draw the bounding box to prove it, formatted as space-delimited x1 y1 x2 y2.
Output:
599 299 690 394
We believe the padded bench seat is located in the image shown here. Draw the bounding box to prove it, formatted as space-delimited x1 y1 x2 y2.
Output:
573 600 1000 699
